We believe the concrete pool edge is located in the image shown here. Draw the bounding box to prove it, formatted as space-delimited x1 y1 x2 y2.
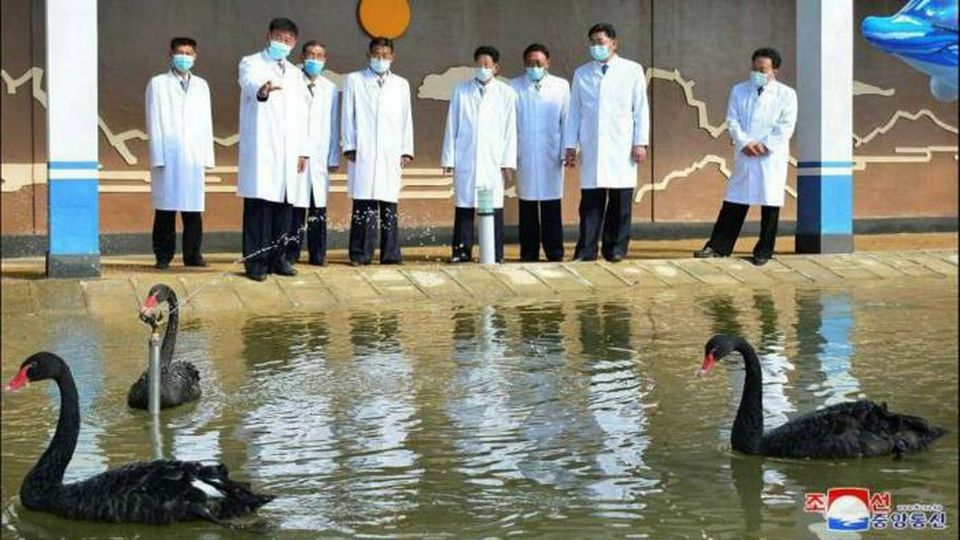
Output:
2 250 956 318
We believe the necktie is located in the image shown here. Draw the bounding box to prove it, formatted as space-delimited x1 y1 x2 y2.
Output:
757 86 764 96
601 64 608 75
377 75 385 88
308 83 315 97
278 61 285 75
180 79 188 92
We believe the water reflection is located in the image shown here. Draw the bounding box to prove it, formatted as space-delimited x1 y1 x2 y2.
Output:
577 302 654 514
445 306 530 485
238 315 338 530
342 310 421 529
795 290 861 408
49 319 108 483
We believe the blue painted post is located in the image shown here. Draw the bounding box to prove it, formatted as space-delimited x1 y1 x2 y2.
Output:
45 0 100 277
795 0 855 254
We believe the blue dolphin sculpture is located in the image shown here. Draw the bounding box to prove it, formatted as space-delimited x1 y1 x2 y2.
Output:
861 0 958 102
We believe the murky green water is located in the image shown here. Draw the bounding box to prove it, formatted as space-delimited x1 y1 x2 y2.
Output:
2 279 957 539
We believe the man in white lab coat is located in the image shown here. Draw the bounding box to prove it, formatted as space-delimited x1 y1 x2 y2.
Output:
145 36 215 269
442 45 518 264
341 36 415 266
284 41 339 267
564 23 649 263
237 17 310 281
510 43 569 262
694 47 797 266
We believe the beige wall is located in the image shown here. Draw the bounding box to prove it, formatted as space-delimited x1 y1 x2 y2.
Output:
2 0 956 238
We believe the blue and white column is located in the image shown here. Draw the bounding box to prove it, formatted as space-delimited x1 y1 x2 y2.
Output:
46 0 100 277
795 0 854 254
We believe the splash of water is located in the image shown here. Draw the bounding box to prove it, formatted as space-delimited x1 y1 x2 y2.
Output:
164 214 324 317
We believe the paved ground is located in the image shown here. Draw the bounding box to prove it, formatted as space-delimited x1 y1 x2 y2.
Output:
2 233 956 318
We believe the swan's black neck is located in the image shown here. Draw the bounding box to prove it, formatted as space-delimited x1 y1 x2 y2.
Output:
22 365 79 500
160 296 179 365
731 338 764 454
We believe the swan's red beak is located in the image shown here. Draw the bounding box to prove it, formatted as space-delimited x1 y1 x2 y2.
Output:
696 353 717 378
139 294 159 324
4 366 30 392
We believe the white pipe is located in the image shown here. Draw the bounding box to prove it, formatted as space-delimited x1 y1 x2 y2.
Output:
477 186 496 265
148 331 161 416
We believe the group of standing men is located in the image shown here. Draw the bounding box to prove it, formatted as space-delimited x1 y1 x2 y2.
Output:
145 18 797 281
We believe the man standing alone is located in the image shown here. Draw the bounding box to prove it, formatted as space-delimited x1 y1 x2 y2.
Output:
694 47 797 266
564 23 649 263
145 36 215 269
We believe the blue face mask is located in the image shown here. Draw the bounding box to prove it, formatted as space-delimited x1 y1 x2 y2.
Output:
370 57 391 74
750 70 768 88
475 66 494 82
171 54 194 73
526 66 546 82
304 59 325 77
267 40 292 61
590 44 611 62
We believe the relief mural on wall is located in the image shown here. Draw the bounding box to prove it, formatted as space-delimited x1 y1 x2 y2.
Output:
2 63 956 200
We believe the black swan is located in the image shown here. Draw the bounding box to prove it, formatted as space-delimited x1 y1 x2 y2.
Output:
698 335 947 459
128 284 201 409
4 352 273 524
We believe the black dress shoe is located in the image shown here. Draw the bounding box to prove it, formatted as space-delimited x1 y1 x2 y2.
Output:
246 272 267 282
349 260 362 267
155 260 170 270
309 258 327 266
184 256 208 267
273 262 297 276
693 246 723 258
753 255 771 267
449 256 470 264
606 254 624 263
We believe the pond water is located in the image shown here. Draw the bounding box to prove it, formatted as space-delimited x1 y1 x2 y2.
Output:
1 278 956 539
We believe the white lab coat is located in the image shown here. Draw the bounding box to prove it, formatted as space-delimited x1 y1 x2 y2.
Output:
724 79 798 207
564 55 650 189
145 71 215 212
289 72 340 209
441 78 518 208
341 68 414 203
510 74 569 201
236 50 310 203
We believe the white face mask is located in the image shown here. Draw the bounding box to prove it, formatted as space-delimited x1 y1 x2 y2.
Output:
475 66 494 82
751 70 769 88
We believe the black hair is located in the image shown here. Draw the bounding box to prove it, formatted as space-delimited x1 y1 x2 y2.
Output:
302 40 325 54
169 37 197 50
588 23 616 40
474 45 500 63
751 47 782 69
268 17 299 37
523 43 550 61
369 36 395 53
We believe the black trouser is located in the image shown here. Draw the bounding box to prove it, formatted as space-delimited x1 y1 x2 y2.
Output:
704 201 780 258
349 199 401 264
452 206 504 263
573 188 633 261
242 197 294 276
518 199 564 262
152 210 203 265
286 192 327 265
